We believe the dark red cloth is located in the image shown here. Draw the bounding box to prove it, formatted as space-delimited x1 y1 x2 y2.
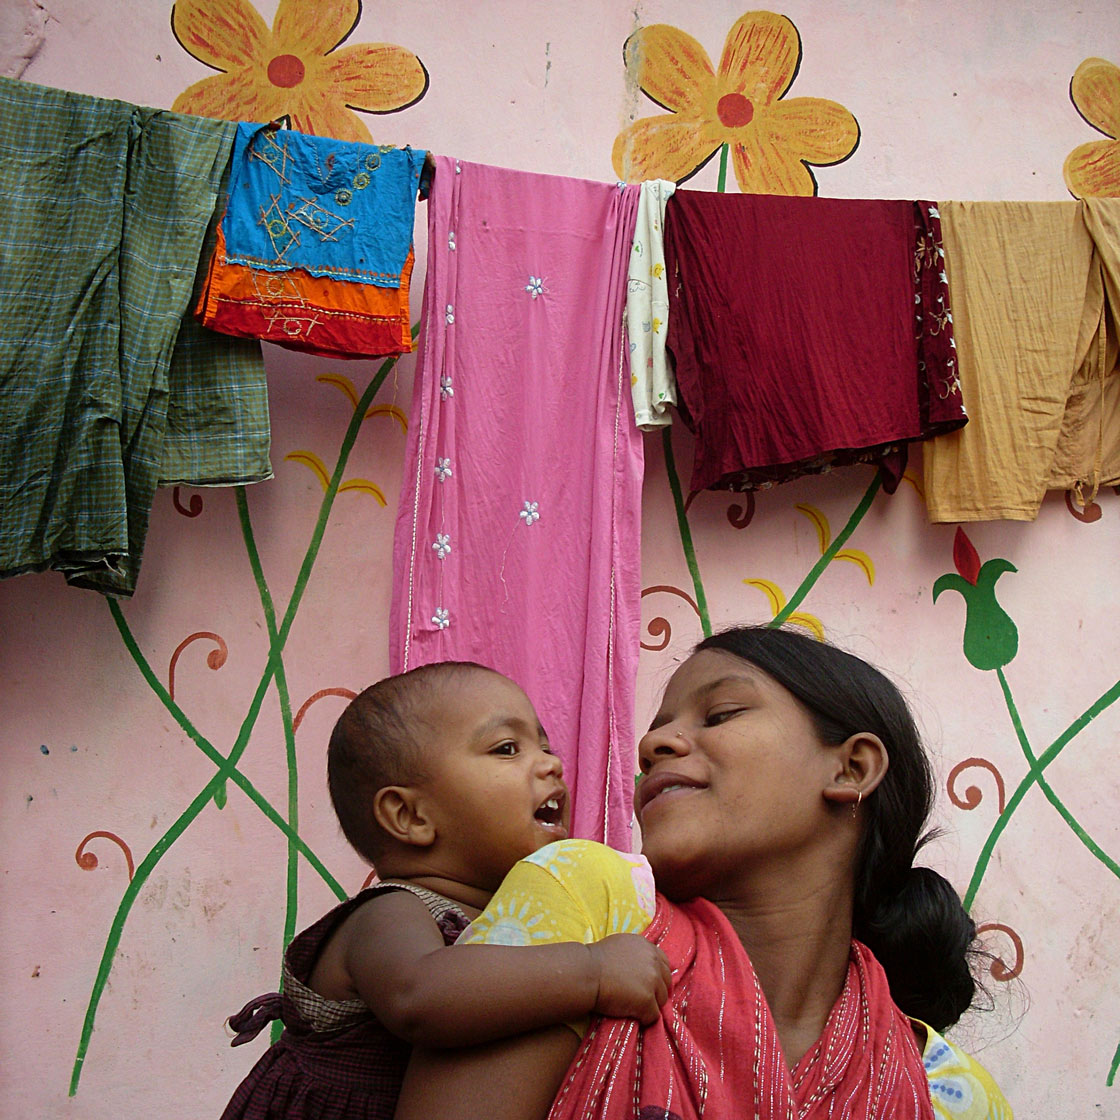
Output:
549 895 934 1120
664 191 965 494
219 886 469 1120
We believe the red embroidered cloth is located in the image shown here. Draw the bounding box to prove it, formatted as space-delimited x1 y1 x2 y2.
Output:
549 896 934 1120
665 192 965 495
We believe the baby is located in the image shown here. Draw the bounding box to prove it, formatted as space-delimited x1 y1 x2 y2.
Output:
219 660 668 1120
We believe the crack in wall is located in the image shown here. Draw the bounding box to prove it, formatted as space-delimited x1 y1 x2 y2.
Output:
0 0 49 80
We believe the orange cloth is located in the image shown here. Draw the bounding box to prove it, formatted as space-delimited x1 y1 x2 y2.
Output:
923 200 1120 522
197 225 414 359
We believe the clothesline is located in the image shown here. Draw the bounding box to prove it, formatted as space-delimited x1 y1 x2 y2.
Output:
2 75 1117 851
2 75 1118 603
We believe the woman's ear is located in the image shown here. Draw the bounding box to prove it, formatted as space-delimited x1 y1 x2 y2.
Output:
372 786 436 847
822 733 889 806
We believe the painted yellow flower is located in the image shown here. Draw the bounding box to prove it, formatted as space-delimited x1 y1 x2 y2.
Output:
1063 57 1120 198
613 10 858 196
171 0 427 143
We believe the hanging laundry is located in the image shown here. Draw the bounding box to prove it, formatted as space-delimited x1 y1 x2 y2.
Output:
390 157 642 850
664 191 965 494
160 169 274 490
925 200 1120 521
0 78 270 597
197 123 425 358
626 179 678 430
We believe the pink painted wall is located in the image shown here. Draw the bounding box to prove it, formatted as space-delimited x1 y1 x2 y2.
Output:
2 1 1118 1115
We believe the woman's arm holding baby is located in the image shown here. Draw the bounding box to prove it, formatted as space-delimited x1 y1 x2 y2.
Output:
342 890 668 1048
395 1026 578 1120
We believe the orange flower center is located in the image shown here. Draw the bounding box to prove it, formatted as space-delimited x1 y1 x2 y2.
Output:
267 54 306 88
717 93 754 128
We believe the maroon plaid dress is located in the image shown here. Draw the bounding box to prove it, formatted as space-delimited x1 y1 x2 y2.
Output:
219 882 470 1120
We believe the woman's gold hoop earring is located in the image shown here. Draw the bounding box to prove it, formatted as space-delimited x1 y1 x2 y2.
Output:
851 788 863 819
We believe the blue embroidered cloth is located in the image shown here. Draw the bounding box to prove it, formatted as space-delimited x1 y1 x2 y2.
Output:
221 123 426 287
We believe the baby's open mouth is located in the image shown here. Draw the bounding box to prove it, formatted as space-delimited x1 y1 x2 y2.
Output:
534 795 564 825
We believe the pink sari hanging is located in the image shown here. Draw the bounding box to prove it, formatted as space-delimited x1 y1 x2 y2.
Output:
390 158 642 850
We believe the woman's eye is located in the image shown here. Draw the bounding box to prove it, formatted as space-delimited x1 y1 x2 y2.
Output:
705 708 743 726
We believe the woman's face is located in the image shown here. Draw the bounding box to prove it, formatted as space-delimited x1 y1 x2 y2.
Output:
634 648 844 902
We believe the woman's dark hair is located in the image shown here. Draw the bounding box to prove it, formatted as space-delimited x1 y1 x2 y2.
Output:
695 625 978 1031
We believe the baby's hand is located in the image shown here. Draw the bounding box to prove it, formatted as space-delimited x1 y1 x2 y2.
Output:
587 933 671 1025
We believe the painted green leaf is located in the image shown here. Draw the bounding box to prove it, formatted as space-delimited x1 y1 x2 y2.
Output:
933 558 1018 671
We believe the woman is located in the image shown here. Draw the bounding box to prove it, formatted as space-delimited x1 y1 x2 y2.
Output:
394 626 1011 1119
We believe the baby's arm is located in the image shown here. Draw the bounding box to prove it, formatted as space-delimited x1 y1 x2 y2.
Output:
393 841 666 1120
341 888 668 1049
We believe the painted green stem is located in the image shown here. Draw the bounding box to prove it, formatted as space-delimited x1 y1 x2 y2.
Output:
661 427 711 637
274 353 399 639
771 473 882 627
72 355 399 1095
71 617 303 1096
963 672 1120 911
659 142 726 638
104 600 343 894
992 668 1120 1087
236 487 300 1044
996 668 1120 879
717 142 729 193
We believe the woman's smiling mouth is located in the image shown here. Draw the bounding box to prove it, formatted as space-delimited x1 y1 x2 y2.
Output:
636 772 705 814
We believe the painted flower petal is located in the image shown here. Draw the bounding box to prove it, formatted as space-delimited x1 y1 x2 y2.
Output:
285 89 374 142
787 612 825 641
730 128 818 196
324 43 429 113
172 70 279 123
953 526 981 586
172 0 272 71
762 97 860 165
272 0 360 56
717 10 801 104
1070 57 1120 138
1063 138 1120 198
624 23 714 113
613 113 719 183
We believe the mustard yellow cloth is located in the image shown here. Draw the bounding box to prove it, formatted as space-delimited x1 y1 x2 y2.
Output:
924 199 1120 522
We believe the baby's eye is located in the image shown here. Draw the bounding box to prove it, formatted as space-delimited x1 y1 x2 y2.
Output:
491 740 519 756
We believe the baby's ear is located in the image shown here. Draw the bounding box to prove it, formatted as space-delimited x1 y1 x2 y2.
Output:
372 786 436 848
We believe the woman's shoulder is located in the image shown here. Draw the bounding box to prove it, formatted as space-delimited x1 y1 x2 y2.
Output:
916 1021 1014 1119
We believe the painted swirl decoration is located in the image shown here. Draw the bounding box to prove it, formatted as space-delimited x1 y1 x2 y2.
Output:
640 584 701 650
75 831 135 882
947 757 1007 814
168 632 230 701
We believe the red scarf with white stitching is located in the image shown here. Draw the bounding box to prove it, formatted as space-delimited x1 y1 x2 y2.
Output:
549 895 934 1120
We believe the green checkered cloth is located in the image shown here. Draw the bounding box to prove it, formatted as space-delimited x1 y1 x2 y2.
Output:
160 176 272 489
0 78 271 596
